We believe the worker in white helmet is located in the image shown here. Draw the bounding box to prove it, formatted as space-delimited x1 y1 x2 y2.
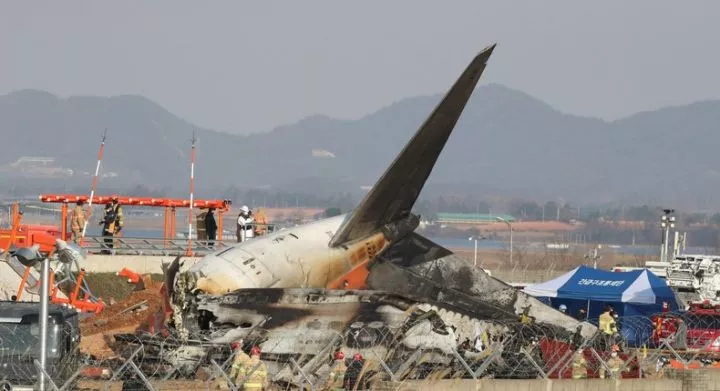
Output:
236 205 255 242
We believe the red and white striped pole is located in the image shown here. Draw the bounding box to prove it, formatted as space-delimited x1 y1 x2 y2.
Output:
81 129 107 241
187 130 196 255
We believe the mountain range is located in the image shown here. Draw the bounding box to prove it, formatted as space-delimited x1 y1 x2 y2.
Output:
1 85 719 209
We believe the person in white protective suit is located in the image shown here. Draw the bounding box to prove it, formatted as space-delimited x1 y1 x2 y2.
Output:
236 205 255 242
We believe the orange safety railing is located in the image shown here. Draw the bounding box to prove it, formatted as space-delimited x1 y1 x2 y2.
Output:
39 194 232 249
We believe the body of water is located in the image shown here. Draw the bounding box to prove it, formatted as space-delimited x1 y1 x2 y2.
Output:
93 228 715 257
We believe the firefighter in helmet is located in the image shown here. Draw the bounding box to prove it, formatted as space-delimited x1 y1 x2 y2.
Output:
344 353 365 391
228 340 250 383
326 351 347 391
571 349 588 379
70 199 86 243
600 345 625 379
237 345 267 390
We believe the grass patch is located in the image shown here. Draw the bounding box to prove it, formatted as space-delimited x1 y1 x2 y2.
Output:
77 272 164 302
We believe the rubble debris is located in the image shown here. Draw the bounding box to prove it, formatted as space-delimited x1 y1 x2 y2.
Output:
116 267 150 291
79 325 136 359
80 282 162 336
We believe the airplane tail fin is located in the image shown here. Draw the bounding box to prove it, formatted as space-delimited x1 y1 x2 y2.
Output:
329 44 496 247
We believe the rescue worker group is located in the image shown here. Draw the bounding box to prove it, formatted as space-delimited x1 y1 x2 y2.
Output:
69 196 125 252
68 198 260 249
217 340 365 391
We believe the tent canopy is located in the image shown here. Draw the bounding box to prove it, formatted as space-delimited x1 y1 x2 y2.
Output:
523 265 675 305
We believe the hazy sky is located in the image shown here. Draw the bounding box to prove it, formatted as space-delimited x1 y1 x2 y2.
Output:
2 1 719 134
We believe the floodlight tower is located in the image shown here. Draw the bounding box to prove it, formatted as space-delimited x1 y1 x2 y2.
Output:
660 209 675 263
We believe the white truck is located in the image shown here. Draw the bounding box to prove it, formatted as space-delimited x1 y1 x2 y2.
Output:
612 254 720 308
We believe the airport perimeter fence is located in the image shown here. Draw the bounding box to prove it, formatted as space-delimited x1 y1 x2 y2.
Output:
2 311 719 390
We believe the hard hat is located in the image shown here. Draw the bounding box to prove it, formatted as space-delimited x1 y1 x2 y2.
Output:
231 340 243 350
250 345 261 356
559 304 567 311
353 353 363 361
240 205 250 213
335 351 345 360
111 194 119 201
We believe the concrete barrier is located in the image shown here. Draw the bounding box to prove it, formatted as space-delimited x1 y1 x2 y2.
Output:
82 255 201 274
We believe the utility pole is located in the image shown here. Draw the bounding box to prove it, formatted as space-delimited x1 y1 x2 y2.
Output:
496 217 513 264
468 236 486 267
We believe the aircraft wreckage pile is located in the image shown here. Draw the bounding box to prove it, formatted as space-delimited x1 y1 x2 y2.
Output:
80 44 598 387
103 252 594 386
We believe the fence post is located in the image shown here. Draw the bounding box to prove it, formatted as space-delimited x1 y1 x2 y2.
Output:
127 361 155 391
473 343 504 378
451 349 477 380
371 349 398 383
32 359 60 391
589 347 615 380
289 357 316 391
208 358 238 391
520 347 547 379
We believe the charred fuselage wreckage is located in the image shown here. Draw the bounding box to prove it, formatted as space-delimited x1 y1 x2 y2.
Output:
115 44 598 386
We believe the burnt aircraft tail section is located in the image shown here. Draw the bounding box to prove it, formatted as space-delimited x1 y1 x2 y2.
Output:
329 44 497 247
369 233 598 337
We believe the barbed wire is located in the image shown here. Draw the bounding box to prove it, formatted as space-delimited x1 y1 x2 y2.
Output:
2 309 720 390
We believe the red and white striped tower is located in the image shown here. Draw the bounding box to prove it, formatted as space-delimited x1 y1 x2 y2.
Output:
81 129 107 241
187 130 197 255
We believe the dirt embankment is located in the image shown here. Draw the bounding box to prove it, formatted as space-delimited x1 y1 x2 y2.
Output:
79 274 165 358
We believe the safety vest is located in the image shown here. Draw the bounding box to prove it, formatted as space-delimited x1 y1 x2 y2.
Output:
520 313 532 324
600 356 624 378
238 356 267 390
327 361 347 390
599 312 615 335
229 351 251 382
103 204 123 231
571 355 587 379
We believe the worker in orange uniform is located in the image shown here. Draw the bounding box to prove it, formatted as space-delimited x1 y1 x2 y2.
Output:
326 351 347 391
70 199 86 243
237 346 267 390
254 209 268 236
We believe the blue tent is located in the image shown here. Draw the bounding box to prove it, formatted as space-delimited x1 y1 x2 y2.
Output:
523 266 678 346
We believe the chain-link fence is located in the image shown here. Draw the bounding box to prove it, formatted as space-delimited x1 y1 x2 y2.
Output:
4 308 720 390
